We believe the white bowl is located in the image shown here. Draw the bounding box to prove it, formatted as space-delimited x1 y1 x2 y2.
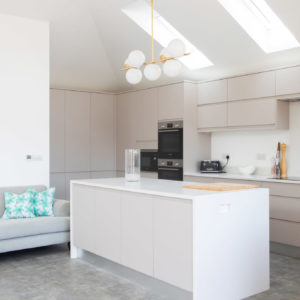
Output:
238 165 256 175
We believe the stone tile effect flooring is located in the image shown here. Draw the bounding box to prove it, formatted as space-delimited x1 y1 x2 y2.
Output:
0 244 299 300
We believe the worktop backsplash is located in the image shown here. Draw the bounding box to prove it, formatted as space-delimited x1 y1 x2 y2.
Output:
211 101 300 177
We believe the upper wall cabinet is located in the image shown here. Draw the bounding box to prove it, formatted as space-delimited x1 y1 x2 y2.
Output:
65 91 90 172
228 71 276 101
158 83 184 120
276 66 300 96
50 89 65 173
227 99 289 129
90 93 116 171
197 79 227 105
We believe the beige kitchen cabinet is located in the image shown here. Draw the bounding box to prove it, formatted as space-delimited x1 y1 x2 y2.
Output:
121 192 154 276
133 88 158 149
50 173 66 200
228 71 276 101
94 188 121 263
65 91 90 172
90 93 116 171
116 92 137 170
276 66 300 96
227 99 289 129
270 219 300 248
197 79 227 105
197 102 227 130
50 89 65 173
158 83 184 120
153 196 193 291
270 196 300 223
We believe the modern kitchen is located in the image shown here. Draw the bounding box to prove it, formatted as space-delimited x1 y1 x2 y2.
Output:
1 0 300 299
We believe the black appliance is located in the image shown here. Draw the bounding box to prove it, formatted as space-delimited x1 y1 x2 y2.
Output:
158 120 183 159
200 160 225 173
158 159 183 181
141 150 158 172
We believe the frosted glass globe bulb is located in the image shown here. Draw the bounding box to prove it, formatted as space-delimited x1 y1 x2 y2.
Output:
144 64 161 81
127 50 146 68
126 68 143 85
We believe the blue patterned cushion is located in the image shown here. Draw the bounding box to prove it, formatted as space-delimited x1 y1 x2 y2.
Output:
27 188 55 217
2 192 35 219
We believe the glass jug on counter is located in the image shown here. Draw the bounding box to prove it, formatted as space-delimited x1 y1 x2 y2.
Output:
125 149 141 182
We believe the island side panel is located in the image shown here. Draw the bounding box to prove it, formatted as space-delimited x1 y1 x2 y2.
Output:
193 188 269 300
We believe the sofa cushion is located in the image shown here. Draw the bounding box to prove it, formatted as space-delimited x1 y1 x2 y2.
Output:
0 216 70 240
2 191 35 219
0 185 46 217
27 188 56 217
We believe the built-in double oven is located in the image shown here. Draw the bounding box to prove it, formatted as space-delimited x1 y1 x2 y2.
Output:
158 120 183 181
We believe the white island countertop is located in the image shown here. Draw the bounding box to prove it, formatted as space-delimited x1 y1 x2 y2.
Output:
71 177 263 200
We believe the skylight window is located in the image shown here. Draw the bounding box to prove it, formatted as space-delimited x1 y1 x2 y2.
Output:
218 0 300 53
122 0 213 70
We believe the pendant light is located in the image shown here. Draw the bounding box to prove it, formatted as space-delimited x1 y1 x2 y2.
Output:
121 0 190 84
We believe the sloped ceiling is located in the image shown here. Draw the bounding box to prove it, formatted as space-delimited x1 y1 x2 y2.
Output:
0 0 300 92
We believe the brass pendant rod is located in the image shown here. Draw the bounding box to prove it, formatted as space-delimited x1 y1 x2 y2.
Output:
151 0 154 62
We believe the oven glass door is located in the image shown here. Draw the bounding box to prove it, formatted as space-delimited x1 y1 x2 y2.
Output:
141 153 157 171
158 129 183 159
158 167 183 181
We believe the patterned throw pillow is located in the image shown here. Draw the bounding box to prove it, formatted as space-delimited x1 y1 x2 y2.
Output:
27 188 56 217
2 192 35 219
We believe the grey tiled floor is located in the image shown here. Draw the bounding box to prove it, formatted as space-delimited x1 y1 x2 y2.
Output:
0 244 299 300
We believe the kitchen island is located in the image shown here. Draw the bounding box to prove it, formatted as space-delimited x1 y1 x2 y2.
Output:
70 177 269 300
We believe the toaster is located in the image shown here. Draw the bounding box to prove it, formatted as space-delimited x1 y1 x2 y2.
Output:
200 160 224 173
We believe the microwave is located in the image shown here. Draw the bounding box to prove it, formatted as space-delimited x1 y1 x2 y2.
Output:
141 150 158 172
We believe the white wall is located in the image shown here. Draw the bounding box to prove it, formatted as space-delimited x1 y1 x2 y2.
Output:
211 102 300 176
0 14 49 187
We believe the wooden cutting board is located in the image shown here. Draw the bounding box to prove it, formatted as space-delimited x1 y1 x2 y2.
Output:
183 182 258 191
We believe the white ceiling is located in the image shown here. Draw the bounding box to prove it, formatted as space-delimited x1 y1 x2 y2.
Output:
0 0 300 92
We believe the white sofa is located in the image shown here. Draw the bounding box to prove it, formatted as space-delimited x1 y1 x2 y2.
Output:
0 185 70 253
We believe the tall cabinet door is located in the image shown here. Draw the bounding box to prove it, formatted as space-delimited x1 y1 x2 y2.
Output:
158 83 184 121
65 91 90 172
134 88 158 149
90 93 116 171
50 89 65 173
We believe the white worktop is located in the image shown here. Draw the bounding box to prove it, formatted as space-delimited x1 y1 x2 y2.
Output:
71 177 259 200
185 172 300 184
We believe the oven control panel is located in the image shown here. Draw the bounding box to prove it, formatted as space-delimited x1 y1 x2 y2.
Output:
158 120 183 130
158 159 183 168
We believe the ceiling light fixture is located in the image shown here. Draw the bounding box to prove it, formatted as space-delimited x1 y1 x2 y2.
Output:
121 0 190 84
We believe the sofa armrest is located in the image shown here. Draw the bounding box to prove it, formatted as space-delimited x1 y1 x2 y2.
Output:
53 199 70 217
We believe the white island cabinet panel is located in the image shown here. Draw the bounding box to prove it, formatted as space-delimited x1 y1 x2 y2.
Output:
94 188 121 263
72 185 96 253
153 197 193 292
121 192 153 276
